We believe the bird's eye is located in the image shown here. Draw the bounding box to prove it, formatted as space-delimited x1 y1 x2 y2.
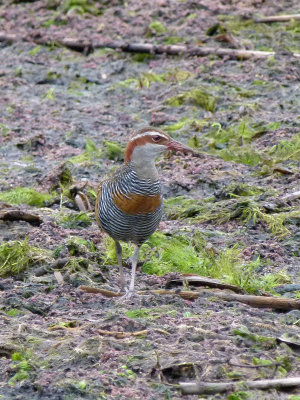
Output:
152 135 161 142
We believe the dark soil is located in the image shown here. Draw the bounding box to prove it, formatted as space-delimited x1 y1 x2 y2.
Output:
0 0 299 399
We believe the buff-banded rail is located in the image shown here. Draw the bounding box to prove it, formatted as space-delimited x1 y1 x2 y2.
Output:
95 127 195 298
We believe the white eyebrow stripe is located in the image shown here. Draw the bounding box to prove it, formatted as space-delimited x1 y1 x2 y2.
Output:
130 131 169 141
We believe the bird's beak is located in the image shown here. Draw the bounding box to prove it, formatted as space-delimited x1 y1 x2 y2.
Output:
167 139 195 155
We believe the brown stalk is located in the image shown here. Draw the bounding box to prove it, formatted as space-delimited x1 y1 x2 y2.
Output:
0 32 300 59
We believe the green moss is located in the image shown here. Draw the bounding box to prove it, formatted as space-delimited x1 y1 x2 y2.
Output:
227 391 250 400
165 195 299 238
0 240 52 277
104 140 124 161
118 69 191 89
42 87 55 101
148 21 166 35
269 132 300 162
58 212 92 229
66 236 95 255
131 53 153 62
164 118 208 138
5 308 22 317
59 0 100 15
28 45 42 56
195 120 286 166
9 350 34 385
0 187 53 207
125 309 152 319
167 87 217 112
164 36 183 44
70 138 102 164
103 232 286 294
233 325 276 345
216 183 266 198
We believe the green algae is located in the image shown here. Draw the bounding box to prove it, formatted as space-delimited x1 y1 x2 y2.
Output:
164 194 299 238
58 211 92 229
70 138 102 164
0 187 53 207
0 240 52 277
148 21 166 35
167 87 217 112
103 232 287 294
188 120 299 167
118 69 192 89
104 140 124 161
270 132 300 162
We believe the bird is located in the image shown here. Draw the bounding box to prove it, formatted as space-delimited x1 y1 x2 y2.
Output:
95 127 194 298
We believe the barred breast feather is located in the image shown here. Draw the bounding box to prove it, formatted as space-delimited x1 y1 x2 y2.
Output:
95 163 163 245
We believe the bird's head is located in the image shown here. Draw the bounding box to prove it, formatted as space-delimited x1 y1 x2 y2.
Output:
125 127 195 164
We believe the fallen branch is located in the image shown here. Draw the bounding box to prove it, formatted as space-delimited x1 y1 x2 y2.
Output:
79 286 122 297
78 286 300 311
255 14 300 23
180 377 300 395
0 210 42 226
165 275 243 293
280 191 300 202
147 289 300 311
0 32 300 59
98 328 147 338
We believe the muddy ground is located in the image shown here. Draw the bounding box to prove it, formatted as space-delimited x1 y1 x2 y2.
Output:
0 0 300 399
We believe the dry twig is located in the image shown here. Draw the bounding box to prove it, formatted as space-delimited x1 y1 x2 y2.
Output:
0 210 42 226
78 286 300 311
280 191 300 202
255 15 300 23
179 377 300 394
0 32 300 59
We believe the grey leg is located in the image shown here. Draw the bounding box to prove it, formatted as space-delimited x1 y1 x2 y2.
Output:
128 244 140 295
115 240 125 291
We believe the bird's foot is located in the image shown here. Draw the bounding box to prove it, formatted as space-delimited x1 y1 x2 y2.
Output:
116 288 140 303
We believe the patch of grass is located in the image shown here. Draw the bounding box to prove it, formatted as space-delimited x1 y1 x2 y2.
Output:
167 87 217 112
269 132 300 162
0 123 10 137
103 232 286 294
58 212 92 229
57 0 100 15
227 391 250 400
164 36 183 44
148 21 166 35
70 138 102 164
166 196 300 238
104 140 124 161
9 350 39 385
0 240 52 277
193 120 286 166
233 325 276 345
118 69 192 89
5 308 22 317
125 309 152 319
28 45 42 56
0 187 53 207
165 117 207 136
66 236 95 255
42 87 55 100
215 183 266 199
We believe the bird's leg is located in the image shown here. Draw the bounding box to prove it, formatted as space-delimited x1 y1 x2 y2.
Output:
115 240 125 292
126 244 140 297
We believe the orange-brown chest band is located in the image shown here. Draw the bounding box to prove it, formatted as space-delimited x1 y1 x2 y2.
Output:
113 192 162 215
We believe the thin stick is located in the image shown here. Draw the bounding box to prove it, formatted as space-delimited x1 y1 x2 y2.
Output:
280 191 300 202
78 286 300 311
180 377 300 395
255 15 300 23
0 32 299 59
